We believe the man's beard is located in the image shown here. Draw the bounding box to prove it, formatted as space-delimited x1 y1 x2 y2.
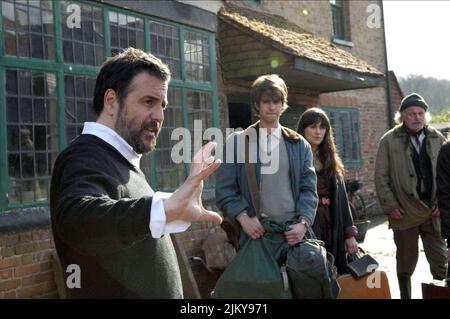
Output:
115 107 160 154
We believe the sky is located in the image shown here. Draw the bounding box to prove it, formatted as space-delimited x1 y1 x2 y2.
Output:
383 0 450 80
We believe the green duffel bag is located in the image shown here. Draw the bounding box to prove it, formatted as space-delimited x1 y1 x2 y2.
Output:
211 218 292 299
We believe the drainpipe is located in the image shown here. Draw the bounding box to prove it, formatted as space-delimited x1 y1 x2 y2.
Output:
380 0 393 128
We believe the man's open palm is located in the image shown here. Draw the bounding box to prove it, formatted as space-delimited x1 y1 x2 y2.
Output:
164 142 223 224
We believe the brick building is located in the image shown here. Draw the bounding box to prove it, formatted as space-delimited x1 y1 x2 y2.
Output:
0 0 392 298
217 1 390 206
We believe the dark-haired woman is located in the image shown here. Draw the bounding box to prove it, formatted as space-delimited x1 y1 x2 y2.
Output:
297 107 358 273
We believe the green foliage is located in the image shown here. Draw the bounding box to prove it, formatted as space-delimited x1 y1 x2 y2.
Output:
431 109 450 123
398 75 450 115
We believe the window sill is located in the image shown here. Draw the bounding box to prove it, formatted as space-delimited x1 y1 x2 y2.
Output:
0 206 50 233
331 37 354 48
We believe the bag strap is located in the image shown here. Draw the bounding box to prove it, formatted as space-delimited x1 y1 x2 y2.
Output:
244 128 261 219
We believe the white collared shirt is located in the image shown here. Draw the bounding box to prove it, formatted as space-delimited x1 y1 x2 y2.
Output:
259 124 282 155
82 122 190 238
410 131 425 154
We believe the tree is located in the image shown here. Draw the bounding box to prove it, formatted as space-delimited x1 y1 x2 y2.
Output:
398 75 450 115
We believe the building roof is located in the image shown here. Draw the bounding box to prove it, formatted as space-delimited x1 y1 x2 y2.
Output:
219 3 383 76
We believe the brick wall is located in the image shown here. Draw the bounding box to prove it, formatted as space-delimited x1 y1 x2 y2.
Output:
250 0 333 38
0 221 219 299
346 1 385 72
0 226 59 299
320 86 389 204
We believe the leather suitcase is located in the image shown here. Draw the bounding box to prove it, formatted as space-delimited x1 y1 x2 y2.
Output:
337 271 391 299
422 280 450 299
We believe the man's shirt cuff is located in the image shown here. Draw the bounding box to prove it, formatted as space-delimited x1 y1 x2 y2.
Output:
149 192 191 238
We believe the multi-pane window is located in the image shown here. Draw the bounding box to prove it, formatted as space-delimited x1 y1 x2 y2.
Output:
327 108 361 165
187 91 212 131
6 69 58 204
152 87 185 191
0 0 217 208
187 90 214 186
330 0 345 40
61 1 103 65
2 0 55 59
184 31 210 82
109 11 144 56
150 22 180 79
64 75 96 143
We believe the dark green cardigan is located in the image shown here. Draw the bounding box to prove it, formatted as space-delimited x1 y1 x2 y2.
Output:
50 134 182 298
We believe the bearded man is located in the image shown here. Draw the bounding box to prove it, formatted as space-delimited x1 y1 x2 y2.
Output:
50 48 222 298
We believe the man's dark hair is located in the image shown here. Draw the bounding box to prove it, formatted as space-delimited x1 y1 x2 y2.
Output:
93 47 171 116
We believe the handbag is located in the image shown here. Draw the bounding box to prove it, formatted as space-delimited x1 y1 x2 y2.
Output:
346 247 379 279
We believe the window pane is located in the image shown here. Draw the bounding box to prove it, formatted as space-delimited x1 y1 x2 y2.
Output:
327 109 360 164
7 125 19 151
184 31 210 82
19 98 32 123
17 33 30 57
64 75 97 142
187 90 213 187
2 1 15 29
35 153 47 176
34 98 46 123
2 0 54 59
61 1 103 65
6 69 18 94
109 11 144 56
6 69 58 204
63 40 74 62
4 30 17 55
32 74 45 96
7 98 19 123
150 22 180 79
331 1 345 39
148 87 184 191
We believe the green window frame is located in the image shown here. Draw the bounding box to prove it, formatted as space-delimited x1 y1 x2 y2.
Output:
0 0 219 211
323 107 363 168
330 0 345 40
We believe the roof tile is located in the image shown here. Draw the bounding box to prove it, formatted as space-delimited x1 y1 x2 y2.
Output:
219 3 383 75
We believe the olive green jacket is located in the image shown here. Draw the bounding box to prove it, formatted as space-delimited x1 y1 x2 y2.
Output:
375 123 446 230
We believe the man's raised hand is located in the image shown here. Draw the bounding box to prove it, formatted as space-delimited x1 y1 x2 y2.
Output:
164 142 223 224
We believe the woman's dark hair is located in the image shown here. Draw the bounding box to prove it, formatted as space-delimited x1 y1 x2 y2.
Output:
296 107 345 182
92 47 171 116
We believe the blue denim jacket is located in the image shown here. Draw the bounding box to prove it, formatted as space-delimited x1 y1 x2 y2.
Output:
215 122 318 226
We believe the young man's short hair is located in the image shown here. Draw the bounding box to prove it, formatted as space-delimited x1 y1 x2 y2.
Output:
250 74 289 117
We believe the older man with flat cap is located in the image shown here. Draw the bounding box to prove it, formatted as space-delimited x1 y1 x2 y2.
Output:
375 93 448 299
